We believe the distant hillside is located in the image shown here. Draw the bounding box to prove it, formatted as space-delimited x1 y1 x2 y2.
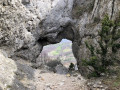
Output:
41 39 76 66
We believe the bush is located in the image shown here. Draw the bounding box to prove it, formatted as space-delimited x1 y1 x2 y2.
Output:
73 1 95 18
82 15 120 77
94 17 101 23
69 63 75 71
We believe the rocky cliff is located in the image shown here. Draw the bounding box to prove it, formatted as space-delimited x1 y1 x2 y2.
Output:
72 0 120 76
0 0 120 89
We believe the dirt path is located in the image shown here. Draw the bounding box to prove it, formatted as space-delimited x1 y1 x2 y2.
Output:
8 59 106 90
9 59 89 90
34 70 88 90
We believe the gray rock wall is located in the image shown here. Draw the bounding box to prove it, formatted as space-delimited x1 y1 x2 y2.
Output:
0 0 120 77
72 0 120 76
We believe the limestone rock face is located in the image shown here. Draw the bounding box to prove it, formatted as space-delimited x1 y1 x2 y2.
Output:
0 0 41 62
0 0 74 62
0 0 120 81
72 0 120 76
0 51 17 89
0 1 74 89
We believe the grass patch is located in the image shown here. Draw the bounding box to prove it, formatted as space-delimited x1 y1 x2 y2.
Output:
63 48 71 52
50 51 59 56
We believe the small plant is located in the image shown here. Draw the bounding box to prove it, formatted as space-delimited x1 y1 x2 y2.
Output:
88 1 95 12
94 17 101 23
7 85 12 88
75 6 85 17
69 63 75 71
82 14 120 77
73 1 94 18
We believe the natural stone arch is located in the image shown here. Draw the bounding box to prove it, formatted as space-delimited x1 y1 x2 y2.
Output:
37 22 81 71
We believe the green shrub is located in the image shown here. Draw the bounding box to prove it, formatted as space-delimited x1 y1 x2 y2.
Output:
69 63 75 71
82 15 120 77
75 6 86 17
94 17 101 23
73 1 95 18
7 85 12 88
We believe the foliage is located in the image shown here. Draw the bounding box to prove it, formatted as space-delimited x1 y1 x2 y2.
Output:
50 51 59 55
50 45 62 55
82 15 120 77
94 17 101 23
69 63 75 71
7 85 12 88
73 0 95 18
63 48 71 52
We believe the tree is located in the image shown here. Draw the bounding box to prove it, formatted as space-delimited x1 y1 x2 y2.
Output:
82 15 120 77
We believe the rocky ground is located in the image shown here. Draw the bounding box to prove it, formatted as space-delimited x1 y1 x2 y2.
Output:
34 70 87 90
14 59 88 90
13 59 109 90
0 52 109 90
0 54 88 90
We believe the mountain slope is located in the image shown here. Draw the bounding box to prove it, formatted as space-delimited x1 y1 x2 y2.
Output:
42 39 76 67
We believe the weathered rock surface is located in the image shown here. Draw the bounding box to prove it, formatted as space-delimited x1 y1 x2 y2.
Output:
0 51 17 89
0 0 120 89
72 0 120 76
0 51 88 90
34 70 88 90
0 51 36 90
0 0 75 62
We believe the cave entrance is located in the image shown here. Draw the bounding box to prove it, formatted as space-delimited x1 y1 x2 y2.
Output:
40 39 78 70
